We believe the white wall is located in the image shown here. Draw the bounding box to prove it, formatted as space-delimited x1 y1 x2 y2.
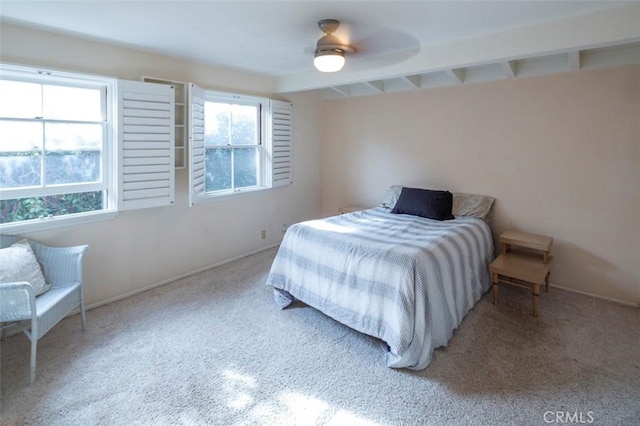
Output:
321 65 640 306
0 23 323 306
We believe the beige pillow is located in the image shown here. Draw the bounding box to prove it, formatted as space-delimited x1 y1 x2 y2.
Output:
452 193 496 222
0 239 50 296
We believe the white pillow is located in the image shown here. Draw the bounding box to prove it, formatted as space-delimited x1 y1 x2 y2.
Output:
0 239 50 296
379 185 403 210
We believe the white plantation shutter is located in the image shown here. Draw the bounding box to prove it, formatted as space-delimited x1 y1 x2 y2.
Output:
118 80 175 210
270 100 293 187
188 83 206 207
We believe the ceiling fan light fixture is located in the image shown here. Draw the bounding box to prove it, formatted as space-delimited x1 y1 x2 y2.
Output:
314 49 345 72
313 19 352 73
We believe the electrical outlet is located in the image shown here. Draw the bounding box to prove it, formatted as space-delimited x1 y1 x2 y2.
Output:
261 230 266 239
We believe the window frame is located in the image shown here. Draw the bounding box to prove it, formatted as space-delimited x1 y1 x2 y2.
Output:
0 63 118 234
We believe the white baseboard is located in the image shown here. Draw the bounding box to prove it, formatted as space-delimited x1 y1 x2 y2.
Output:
90 257 638 311
1 243 281 338
0 244 280 339
4 247 636 340
86 242 280 311
550 283 640 308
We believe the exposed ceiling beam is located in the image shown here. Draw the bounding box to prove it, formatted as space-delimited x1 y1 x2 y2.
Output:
318 43 640 99
445 69 465 84
568 51 581 72
329 86 351 97
501 60 517 78
362 80 384 93
399 75 421 88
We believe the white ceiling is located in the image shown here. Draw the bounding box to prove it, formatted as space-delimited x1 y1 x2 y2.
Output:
2 1 639 97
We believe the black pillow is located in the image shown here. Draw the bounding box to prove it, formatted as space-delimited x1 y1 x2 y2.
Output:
391 187 454 221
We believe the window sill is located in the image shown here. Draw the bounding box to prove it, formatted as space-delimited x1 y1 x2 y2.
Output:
0 209 118 235
192 186 270 206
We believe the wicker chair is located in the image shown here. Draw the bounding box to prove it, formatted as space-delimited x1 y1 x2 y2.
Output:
0 235 88 385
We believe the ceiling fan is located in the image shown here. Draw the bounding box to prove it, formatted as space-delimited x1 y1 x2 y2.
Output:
313 19 355 73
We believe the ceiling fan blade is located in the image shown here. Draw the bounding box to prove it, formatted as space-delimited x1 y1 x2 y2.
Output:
350 28 420 58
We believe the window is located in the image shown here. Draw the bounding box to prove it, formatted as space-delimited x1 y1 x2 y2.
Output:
0 64 176 233
204 99 261 192
0 65 116 231
188 84 292 206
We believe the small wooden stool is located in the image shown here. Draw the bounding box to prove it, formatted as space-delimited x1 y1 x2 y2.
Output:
490 230 553 317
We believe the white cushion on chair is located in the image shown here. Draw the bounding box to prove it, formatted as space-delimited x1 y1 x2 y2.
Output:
0 239 50 296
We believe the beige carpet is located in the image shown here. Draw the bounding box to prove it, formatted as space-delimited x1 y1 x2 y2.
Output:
1 247 639 425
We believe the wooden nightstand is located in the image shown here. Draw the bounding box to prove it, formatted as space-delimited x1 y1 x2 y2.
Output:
490 230 553 317
338 205 368 214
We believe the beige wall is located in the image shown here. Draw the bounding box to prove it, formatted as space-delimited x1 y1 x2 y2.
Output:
0 23 324 306
2 23 638 308
321 65 640 305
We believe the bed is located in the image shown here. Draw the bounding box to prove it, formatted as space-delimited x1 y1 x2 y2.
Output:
265 188 495 370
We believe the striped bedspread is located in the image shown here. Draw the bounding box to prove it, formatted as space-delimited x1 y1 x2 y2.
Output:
265 207 494 370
